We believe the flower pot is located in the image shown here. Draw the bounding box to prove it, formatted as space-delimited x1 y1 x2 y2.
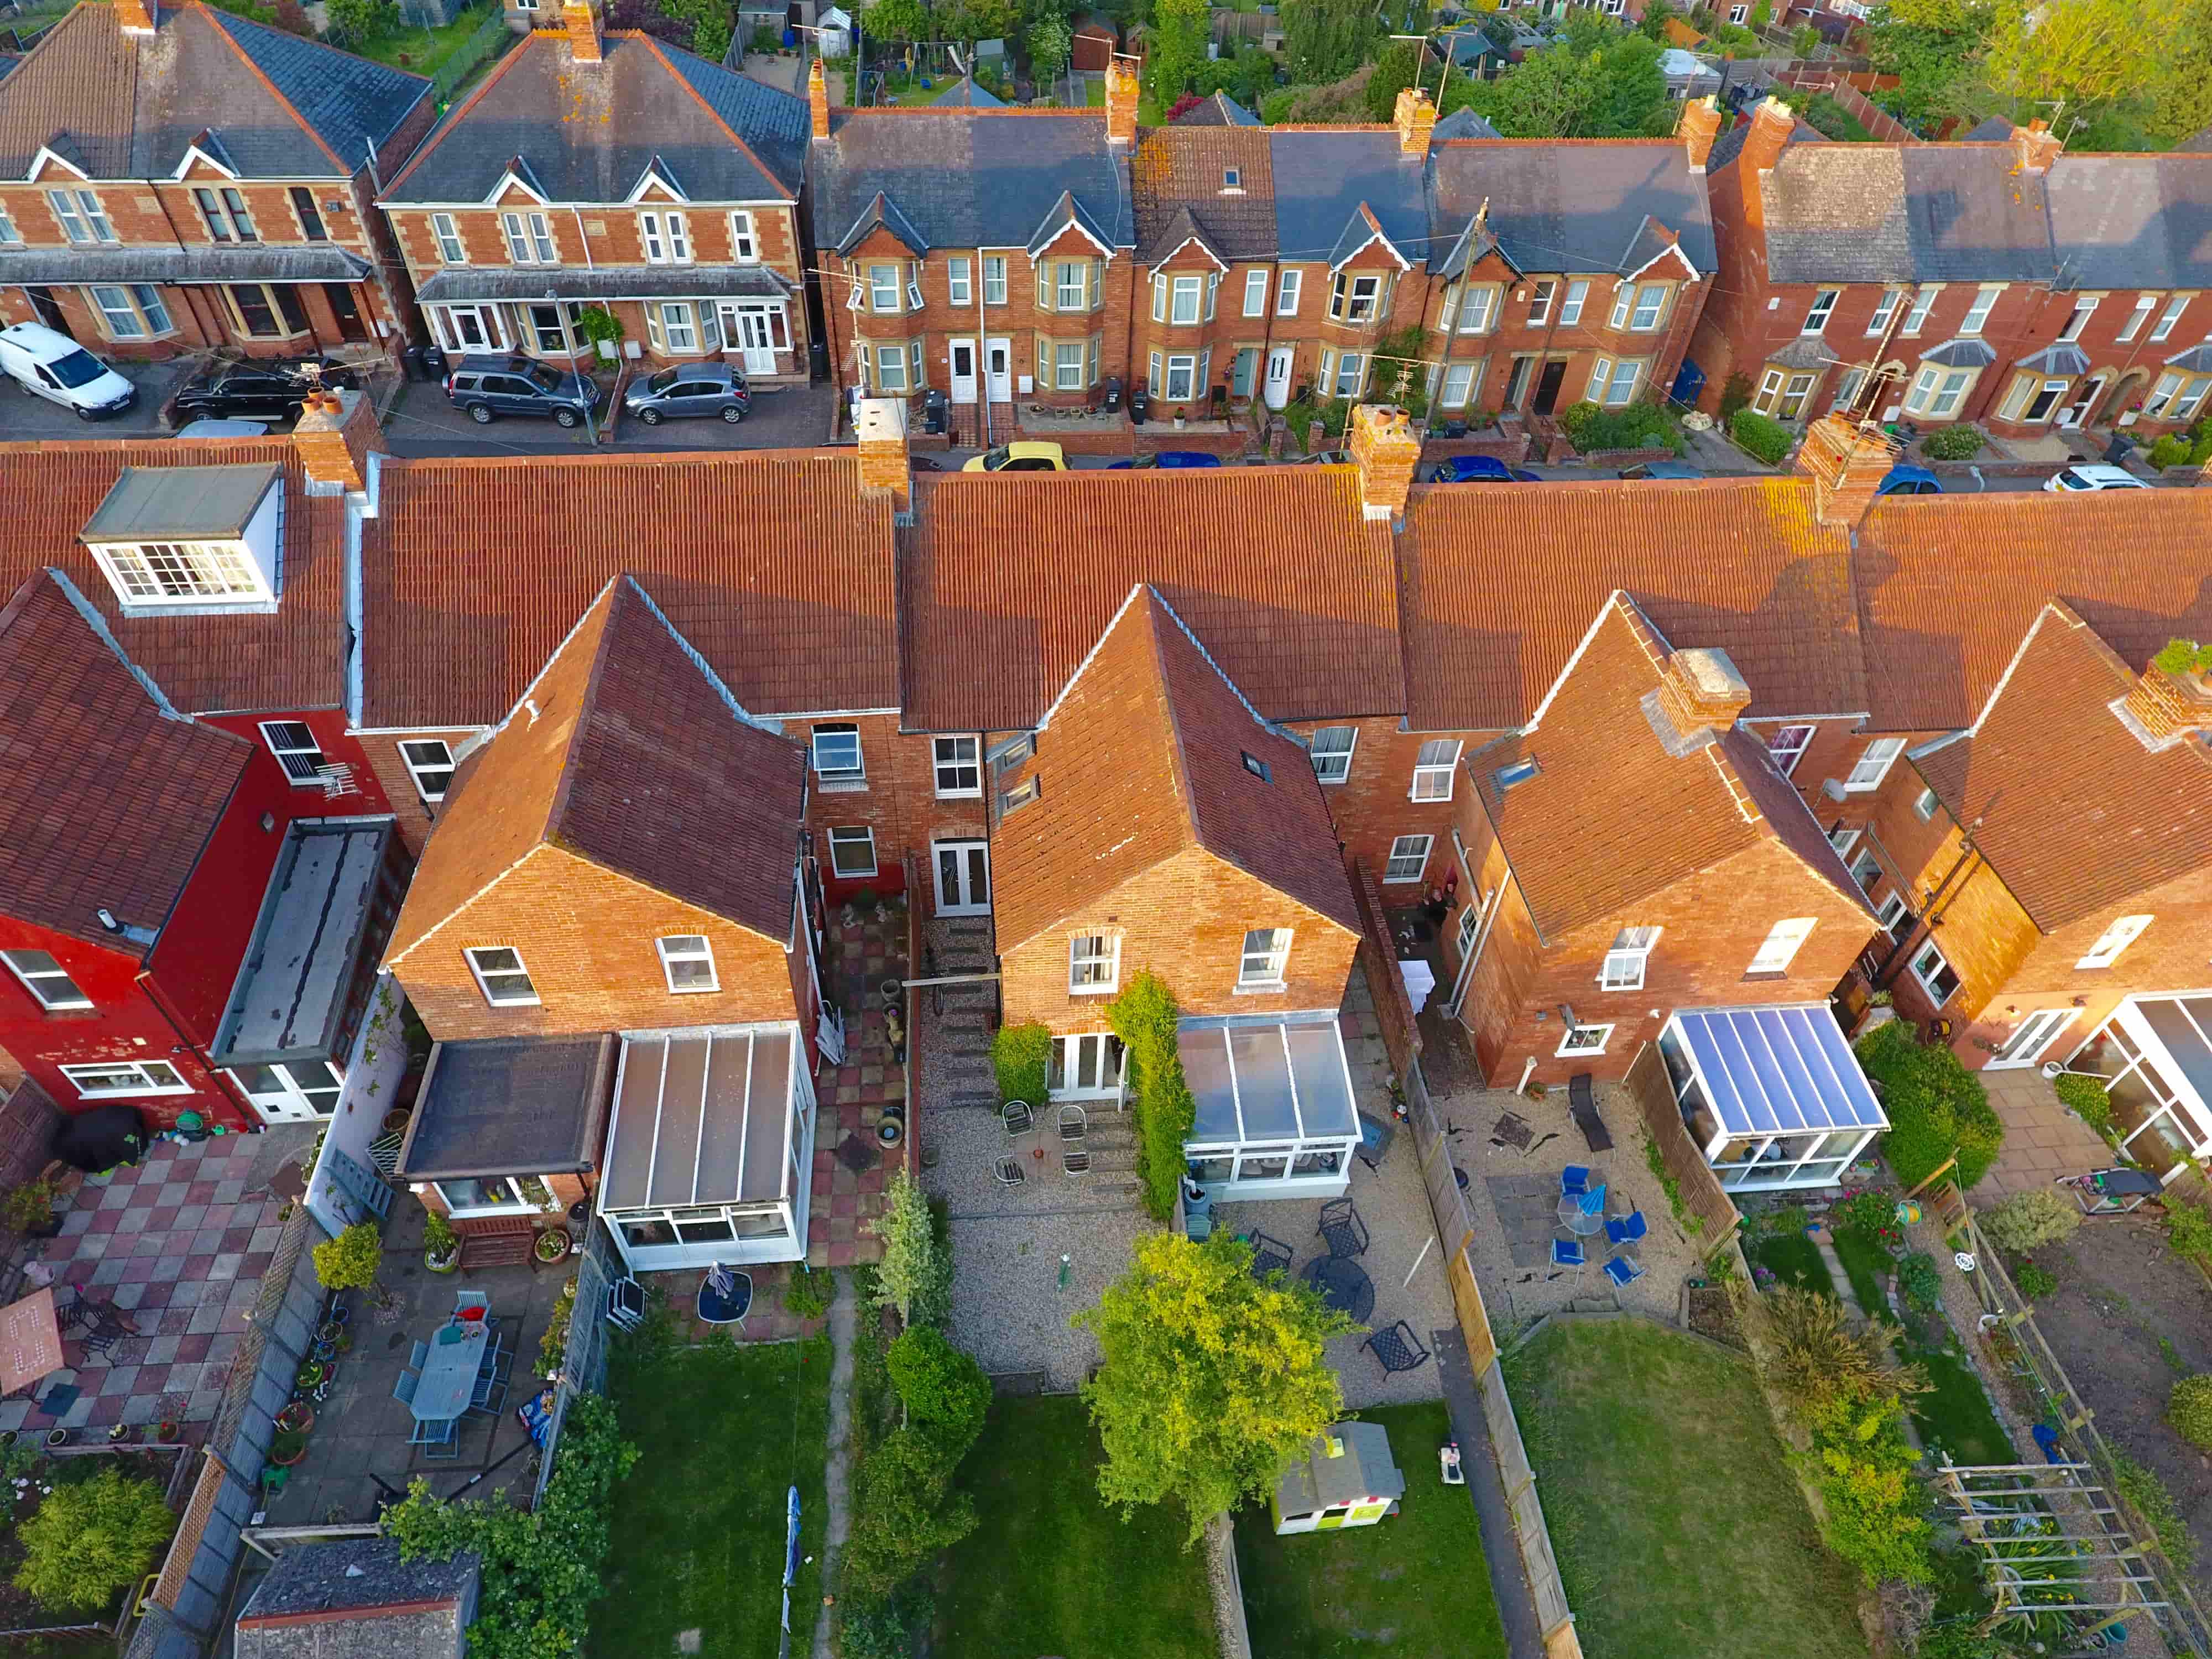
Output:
157 1422 179 1442
534 1229 572 1264
316 1320 342 1345
382 1110 411 1134
275 1402 313 1435
45 1429 71 1449
426 1247 461 1275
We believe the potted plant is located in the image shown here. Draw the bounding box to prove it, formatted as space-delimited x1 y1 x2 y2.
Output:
275 1401 313 1436
533 1226 572 1265
44 1428 70 1449
424 1209 461 1275
269 1429 309 1468
295 1360 326 1392
311 1221 393 1312
0 1178 61 1239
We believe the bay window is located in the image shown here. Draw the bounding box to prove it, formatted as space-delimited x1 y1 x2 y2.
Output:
90 284 173 340
1329 272 1382 323
1903 363 1973 419
867 263 900 311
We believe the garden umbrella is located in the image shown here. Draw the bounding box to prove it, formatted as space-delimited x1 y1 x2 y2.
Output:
778 1484 801 1659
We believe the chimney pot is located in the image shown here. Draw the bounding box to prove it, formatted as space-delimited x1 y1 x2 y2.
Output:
2121 662 2212 749
1794 411 1898 528
1676 95 1721 171
808 56 831 143
290 386 382 494
854 396 911 511
1394 87 1436 158
562 0 600 62
1656 646 1751 741
112 0 154 33
1104 60 1139 146
1348 403 1420 523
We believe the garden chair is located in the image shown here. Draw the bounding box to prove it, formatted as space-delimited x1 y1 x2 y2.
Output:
392 1369 420 1407
993 1155 1025 1187
1001 1100 1034 1138
409 1415 456 1451
1361 1321 1433 1378
1559 1165 1592 1199
1247 1232 1293 1281
1058 1103 1087 1143
409 1340 431 1371
1603 1254 1646 1290
1062 1143 1090 1176
469 1367 509 1417
1605 1209 1648 1249
454 1291 489 1321
606 1277 646 1331
1550 1237 1585 1282
1318 1198 1369 1259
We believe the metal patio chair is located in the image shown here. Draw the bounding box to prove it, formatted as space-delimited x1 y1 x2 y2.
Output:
392 1369 420 1407
1058 1103 1087 1143
1361 1320 1433 1378
993 1155 1025 1187
1559 1165 1592 1199
1318 1198 1369 1259
1551 1237 1587 1282
1002 1100 1034 1138
409 1340 431 1371
1062 1143 1090 1176
606 1277 646 1331
1603 1253 1646 1290
1605 1209 1648 1249
1248 1232 1293 1281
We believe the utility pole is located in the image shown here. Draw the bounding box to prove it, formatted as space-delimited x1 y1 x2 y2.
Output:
549 286 598 446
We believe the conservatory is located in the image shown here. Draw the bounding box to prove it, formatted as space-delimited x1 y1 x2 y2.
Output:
1656 1005 1887 1192
1180 1012 1361 1202
2058 993 2212 1177
597 1024 815 1272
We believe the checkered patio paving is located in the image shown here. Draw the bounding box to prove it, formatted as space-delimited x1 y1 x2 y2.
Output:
0 1132 292 1438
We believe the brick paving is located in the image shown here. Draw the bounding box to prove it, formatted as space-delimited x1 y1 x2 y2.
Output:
805 900 910 1269
1 1131 295 1438
1976 1070 2112 1200
645 1259 831 1346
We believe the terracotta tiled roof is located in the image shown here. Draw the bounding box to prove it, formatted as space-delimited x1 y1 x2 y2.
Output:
900 470 1404 732
1856 491 2212 732
1472 593 1866 942
386 577 806 962
1130 125 1276 263
1910 604 2212 931
1398 478 1864 732
0 572 251 954
0 438 348 714
361 451 897 729
992 586 1358 956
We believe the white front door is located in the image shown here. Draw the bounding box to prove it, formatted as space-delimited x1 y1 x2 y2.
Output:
950 338 979 404
933 839 991 916
1049 1034 1124 1099
2057 375 2105 430
720 304 776 375
985 337 1013 402
1988 1008 2078 1070
1264 345 1294 410
229 1060 342 1123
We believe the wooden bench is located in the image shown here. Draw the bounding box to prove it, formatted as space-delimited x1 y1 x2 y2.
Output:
457 1220 536 1270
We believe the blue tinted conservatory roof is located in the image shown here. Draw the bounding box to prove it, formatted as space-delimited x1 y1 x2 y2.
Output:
1180 1014 1359 1145
1671 1005 1886 1138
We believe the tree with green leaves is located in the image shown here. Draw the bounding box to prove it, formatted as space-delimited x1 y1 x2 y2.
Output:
313 1219 392 1308
660 0 733 60
1142 0 1210 108
1279 0 1380 84
327 0 399 44
14 1469 175 1614
869 1170 951 1327
1076 1231 1350 1543
867 0 930 43
1027 12 1072 82
1463 18 1672 137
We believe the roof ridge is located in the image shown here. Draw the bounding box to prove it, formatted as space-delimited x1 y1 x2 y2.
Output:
836 105 1105 118
190 1 353 175
634 33 796 200
379 25 545 195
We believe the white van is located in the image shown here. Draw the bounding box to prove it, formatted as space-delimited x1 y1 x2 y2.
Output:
0 322 136 419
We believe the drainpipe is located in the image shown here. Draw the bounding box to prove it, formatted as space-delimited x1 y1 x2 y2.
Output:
1866 832 1983 992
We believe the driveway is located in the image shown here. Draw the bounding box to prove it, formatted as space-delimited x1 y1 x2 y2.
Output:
382 374 836 457
0 354 194 439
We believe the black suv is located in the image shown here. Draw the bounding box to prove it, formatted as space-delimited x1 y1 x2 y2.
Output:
443 353 601 427
171 358 358 424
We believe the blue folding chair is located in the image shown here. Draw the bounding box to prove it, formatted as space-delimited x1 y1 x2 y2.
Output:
409 1340 430 1371
409 1415 458 1459
1603 1254 1646 1290
1560 1166 1592 1199
1551 1237 1585 1281
1605 1209 1648 1249
392 1369 420 1406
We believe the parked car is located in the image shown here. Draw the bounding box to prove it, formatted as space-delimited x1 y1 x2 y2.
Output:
2043 463 2150 493
442 353 601 427
173 418 270 439
623 362 750 426
962 441 1067 473
1109 450 1223 470
171 358 357 425
1427 455 1541 483
1618 461 1706 481
1874 464 1943 497
0 322 134 419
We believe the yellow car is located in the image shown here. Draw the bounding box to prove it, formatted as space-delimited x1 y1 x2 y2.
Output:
962 441 1068 473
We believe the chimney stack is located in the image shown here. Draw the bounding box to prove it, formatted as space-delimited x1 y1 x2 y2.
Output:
1395 86 1436 159
1655 646 1751 743
1104 60 1139 146
2120 646 2212 750
854 397 910 513
1739 96 1794 231
112 0 154 33
1676 95 1721 172
2011 117 2064 175
808 56 831 143
563 0 599 63
291 388 382 495
1348 404 1419 524
1794 412 1899 528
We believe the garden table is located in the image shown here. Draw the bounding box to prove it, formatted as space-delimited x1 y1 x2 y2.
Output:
1302 1256 1375 1324
1557 1188 1608 1237
411 1319 488 1425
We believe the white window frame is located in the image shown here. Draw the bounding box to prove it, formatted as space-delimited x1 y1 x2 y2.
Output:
1901 286 1938 337
827 826 878 878
1527 280 1554 325
1237 927 1292 990
983 256 1007 306
2076 915 2150 971
1766 723 1815 776
1866 289 1901 336
2060 294 2097 342
1309 724 1357 785
1629 285 1667 332
1068 932 1120 994
92 539 267 607
1410 738 1462 802
1914 786 1939 821
1331 351 1364 398
640 211 690 264
2 950 91 1011
1057 260 1088 311
48 187 115 246
1384 833 1433 884
728 210 757 263
260 720 328 786
1910 938 1957 1005
465 946 540 1007
1441 361 1478 410
1277 269 1302 317
1803 289 1838 335
61 1060 190 1098
656 934 719 994
947 255 971 306
430 212 465 263
400 738 456 803
1243 268 1268 317
1843 736 1905 792
1458 283 1496 335
2150 293 2190 343
503 210 555 264
1828 825 1861 858
1170 275 1203 326
933 735 980 797
874 341 909 393
2117 293 2156 343
1749 917 1816 975
91 284 149 338
1331 272 1381 324
1960 284 2001 336
812 723 865 789
1559 280 1587 325
0 201 18 245
1876 890 1913 941
1053 339 1086 391
1165 353 1197 401
1557 1023 1613 1057
2174 377 2212 423
1601 926 1660 991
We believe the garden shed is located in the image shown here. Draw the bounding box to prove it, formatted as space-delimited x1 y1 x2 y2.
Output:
1272 1421 1405 1533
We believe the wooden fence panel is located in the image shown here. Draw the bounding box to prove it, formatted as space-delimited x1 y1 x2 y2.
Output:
1621 1044 1741 1253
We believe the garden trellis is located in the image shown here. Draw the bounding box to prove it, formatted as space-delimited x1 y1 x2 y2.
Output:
1937 1460 2171 1639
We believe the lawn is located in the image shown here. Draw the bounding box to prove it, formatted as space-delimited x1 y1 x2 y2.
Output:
1503 1319 1867 1659
595 1330 833 1659
1235 1401 1509 1658
1829 1227 1894 1318
1084 77 1106 106
936 1395 1215 1659
1750 1228 1837 1300
1898 1330 2017 1467
357 13 487 77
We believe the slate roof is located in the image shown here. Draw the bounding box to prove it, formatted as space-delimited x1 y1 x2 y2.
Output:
358 451 896 729
990 586 1359 956
234 1536 476 1659
384 577 807 963
1427 138 1716 279
0 437 349 714
0 2 429 180
931 74 1004 108
382 30 806 203
810 107 1134 255
900 469 1404 732
2045 155 2212 292
1267 129 1428 267
1172 90 1259 127
1910 604 2212 931
1761 143 2058 284
1130 124 1276 264
1854 489 2212 732
1397 477 1865 732
1471 593 1867 941
0 571 251 956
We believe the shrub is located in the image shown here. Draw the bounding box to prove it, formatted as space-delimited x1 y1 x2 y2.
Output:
1896 1250 1941 1312
2148 433 2197 471
1108 971 1197 1222
2015 1261 2059 1300
2169 1374 2212 1451
886 1325 990 1447
1801 91 1874 142
870 1171 951 1327
1855 1019 2005 1190
312 1220 388 1302
327 0 399 42
1717 371 1753 423
841 1427 979 1600
538 1274 576 1378
1980 1188 2081 1254
422 1208 457 1259
781 1262 833 1321
1921 422 1986 461
837 1585 935 1659
1748 1285 1926 1411
2053 1073 2115 1139
1806 1391 1933 1586
1558 399 1679 455
1835 1188 1897 1240
990 1021 1051 1107
2113 1451 2196 1571
2162 1198 2212 1273
1729 406 1793 465
14 1468 175 1614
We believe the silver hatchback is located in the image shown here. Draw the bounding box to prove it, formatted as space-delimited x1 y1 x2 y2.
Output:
624 362 751 426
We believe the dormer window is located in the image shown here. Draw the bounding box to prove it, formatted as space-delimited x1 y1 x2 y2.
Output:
80 464 282 614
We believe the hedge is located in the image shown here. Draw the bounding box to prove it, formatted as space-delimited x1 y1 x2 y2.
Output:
1921 422 1985 461
1559 399 1679 455
1854 1019 2004 1190
1730 407 1793 466
1108 970 1196 1222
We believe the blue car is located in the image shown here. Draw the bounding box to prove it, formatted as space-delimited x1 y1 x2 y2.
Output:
1109 451 1224 470
1618 461 1707 481
1426 455 1541 483
1875 463 1943 497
